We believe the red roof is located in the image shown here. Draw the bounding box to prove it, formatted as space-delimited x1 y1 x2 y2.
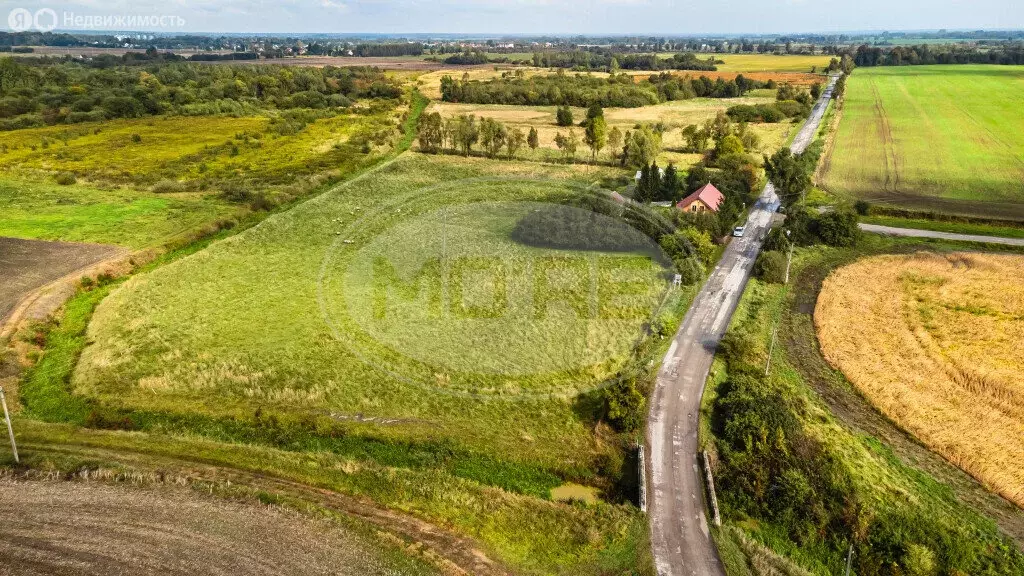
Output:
676 183 724 212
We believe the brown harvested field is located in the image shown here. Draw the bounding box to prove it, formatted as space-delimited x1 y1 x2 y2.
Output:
0 478 436 576
426 99 793 165
816 252 1024 507
0 237 122 326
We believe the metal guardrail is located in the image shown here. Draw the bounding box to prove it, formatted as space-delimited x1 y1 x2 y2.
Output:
702 450 720 526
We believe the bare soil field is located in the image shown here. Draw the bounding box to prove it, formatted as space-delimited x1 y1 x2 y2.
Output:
0 237 121 326
0 478 436 576
816 251 1024 508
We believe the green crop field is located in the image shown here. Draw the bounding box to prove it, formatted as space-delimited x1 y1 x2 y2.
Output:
822 65 1024 220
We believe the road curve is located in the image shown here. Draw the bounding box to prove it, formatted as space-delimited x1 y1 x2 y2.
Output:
646 76 837 576
859 223 1024 247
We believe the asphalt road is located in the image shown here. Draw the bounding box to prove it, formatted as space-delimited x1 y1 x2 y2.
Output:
859 223 1024 247
646 76 837 576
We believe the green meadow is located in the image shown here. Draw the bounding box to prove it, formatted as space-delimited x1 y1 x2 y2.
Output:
822 65 1024 219
0 109 399 248
0 178 235 248
71 152 683 475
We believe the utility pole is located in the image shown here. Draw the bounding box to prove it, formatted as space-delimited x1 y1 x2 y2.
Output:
0 387 18 463
844 543 854 576
784 229 793 285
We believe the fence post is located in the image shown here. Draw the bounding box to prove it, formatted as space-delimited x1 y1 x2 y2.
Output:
1 387 18 463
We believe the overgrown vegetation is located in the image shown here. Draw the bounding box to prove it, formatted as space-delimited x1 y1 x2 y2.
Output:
708 241 1024 575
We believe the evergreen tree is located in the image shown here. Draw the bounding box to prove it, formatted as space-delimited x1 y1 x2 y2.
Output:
649 161 661 199
527 127 539 150
635 163 651 202
556 105 574 126
661 163 679 201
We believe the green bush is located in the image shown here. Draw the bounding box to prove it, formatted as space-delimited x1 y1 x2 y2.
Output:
151 179 185 193
55 172 77 185
813 209 860 247
556 105 574 126
854 199 871 216
753 250 787 284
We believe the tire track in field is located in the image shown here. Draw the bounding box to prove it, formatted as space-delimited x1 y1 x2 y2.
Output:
870 81 900 193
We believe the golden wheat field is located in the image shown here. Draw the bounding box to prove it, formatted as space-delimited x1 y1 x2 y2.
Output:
815 252 1024 507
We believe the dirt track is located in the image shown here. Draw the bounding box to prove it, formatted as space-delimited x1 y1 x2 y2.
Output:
0 237 122 326
0 478 426 576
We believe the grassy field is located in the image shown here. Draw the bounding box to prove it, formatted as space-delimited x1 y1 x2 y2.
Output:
702 238 1024 575
9 151 692 575
821 65 1024 219
0 178 236 248
70 153 674 463
0 106 401 248
426 99 793 167
816 251 1024 508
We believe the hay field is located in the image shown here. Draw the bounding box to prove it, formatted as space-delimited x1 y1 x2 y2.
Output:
426 98 792 166
712 53 832 73
821 65 1024 220
816 252 1024 507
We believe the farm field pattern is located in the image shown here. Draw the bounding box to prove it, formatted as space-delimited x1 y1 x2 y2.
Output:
822 65 1024 219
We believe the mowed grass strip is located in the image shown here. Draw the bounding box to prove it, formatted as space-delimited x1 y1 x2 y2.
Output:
815 251 1024 507
72 153 664 469
822 65 1024 218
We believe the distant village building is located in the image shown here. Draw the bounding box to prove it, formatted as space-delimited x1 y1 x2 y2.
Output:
634 167 665 182
676 183 724 213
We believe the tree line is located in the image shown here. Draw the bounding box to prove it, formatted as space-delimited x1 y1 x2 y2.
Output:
531 50 718 72
0 57 402 130
849 43 1024 66
440 70 767 108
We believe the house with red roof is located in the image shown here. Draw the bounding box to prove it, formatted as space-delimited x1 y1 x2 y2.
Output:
676 183 724 214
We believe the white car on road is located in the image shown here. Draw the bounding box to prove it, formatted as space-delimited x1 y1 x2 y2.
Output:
732 226 746 237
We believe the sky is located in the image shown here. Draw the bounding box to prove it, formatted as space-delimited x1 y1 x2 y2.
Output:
2 0 1023 35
